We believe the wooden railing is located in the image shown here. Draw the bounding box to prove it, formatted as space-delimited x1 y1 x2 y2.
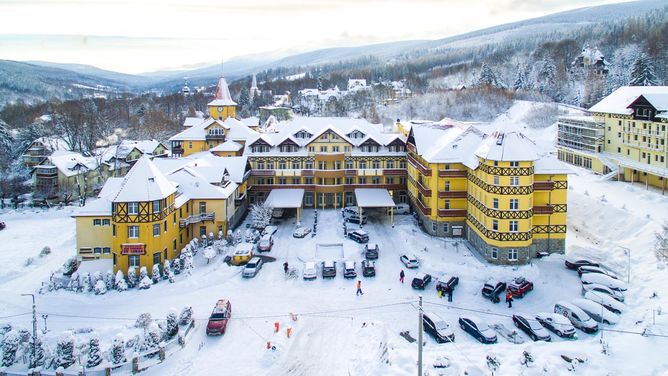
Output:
179 212 215 228
438 190 467 199
533 205 554 215
407 154 431 176
533 181 555 191
438 169 467 178
438 209 467 217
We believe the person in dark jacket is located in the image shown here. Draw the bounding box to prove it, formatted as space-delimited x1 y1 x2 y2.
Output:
283 262 289 274
506 289 513 308
399 270 405 283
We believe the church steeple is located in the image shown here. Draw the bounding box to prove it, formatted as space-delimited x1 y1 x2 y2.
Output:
250 74 258 98
208 77 237 120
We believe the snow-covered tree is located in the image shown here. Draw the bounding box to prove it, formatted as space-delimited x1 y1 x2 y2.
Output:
513 63 529 90
81 272 92 293
151 264 161 283
537 57 560 100
110 336 126 365
54 332 76 369
105 271 115 290
655 222 668 261
486 355 501 375
127 266 137 288
115 270 128 291
181 250 194 277
28 333 46 368
165 311 179 339
179 306 194 325
135 312 152 330
69 272 81 292
87 336 102 368
139 266 148 281
143 322 162 353
163 260 174 283
203 247 217 264
249 203 273 230
477 63 501 88
61 256 78 276
138 276 152 289
1 329 19 367
94 280 107 295
630 53 660 86
171 258 182 275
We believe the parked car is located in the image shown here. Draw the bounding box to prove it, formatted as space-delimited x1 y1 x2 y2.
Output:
361 260 376 277
565 259 599 270
343 261 357 279
400 254 419 268
508 277 534 298
393 203 410 215
577 265 619 279
582 283 625 302
554 301 598 333
347 229 369 243
0 221 5 230
481 281 507 303
262 225 278 236
242 257 263 278
364 243 379 259
231 243 254 266
581 273 627 292
206 299 232 336
423 312 455 343
583 291 625 314
293 226 311 238
322 260 337 278
257 234 274 252
512 314 551 342
458 316 497 344
342 206 367 224
436 276 459 294
411 273 432 289
572 298 619 325
245 228 261 243
535 312 576 338
272 208 284 219
303 262 317 280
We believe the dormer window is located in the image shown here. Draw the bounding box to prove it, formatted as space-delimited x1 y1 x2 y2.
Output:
347 130 365 139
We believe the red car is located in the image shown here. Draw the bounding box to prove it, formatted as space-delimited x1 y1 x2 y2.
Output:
257 234 273 252
508 277 533 298
206 299 232 336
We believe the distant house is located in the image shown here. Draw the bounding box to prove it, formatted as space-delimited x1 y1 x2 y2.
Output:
32 150 101 200
572 46 609 75
347 79 368 91
98 140 169 177
21 137 71 168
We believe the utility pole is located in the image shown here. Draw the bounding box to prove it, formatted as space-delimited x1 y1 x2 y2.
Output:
418 295 423 376
22 293 37 368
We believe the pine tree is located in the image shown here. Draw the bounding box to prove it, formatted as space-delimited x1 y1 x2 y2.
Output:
165 311 179 339
163 259 175 283
1 329 19 367
0 119 14 172
477 63 500 88
629 53 660 86
139 276 152 289
115 270 128 291
179 306 194 325
143 323 161 353
139 266 148 281
238 87 251 118
105 271 115 290
127 266 138 288
28 334 46 368
69 272 81 292
55 332 76 369
110 337 126 365
513 64 528 90
94 280 107 295
87 337 102 368
151 264 161 284
82 272 92 293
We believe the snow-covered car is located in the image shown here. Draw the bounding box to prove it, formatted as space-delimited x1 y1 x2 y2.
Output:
571 298 619 325
272 208 284 219
411 273 432 289
347 229 369 243
292 226 311 238
364 243 379 259
206 299 232 336
554 301 598 334
231 243 254 266
458 316 497 344
400 254 419 268
322 260 337 278
303 262 317 280
535 312 576 338
0 220 5 230
581 273 627 292
565 259 599 270
262 226 278 236
361 260 376 277
583 291 625 314
242 257 263 278
245 228 260 243
393 203 410 215
423 312 455 343
582 283 625 302
343 261 357 279
577 265 619 279
481 281 507 303
257 234 273 252
512 314 551 342
508 277 533 298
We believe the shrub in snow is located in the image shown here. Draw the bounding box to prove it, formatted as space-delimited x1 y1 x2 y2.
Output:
138 276 152 290
172 258 182 275
165 311 179 339
110 336 126 365
114 270 128 292
521 351 534 367
250 203 272 230
600 195 607 202
486 355 500 374
655 222 668 262
234 229 243 245
28 334 46 368
47 272 62 292
105 271 114 290
68 272 81 292
92 271 103 286
24 257 35 266
203 247 216 264
218 230 223 240
135 313 152 329
0 323 11 337
179 306 193 325
143 323 162 354
82 272 92 293
62 256 78 275
87 336 102 368
54 332 76 369
39 246 51 257
151 264 161 284
163 260 174 283
127 266 138 288
226 230 234 245
1 329 20 367
126 334 141 352
94 280 107 295
139 266 148 281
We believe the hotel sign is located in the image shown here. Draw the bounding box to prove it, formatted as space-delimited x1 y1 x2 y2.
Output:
122 243 145 255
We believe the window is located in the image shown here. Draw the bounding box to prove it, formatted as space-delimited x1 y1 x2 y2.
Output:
359 177 367 184
128 225 139 238
493 176 499 185
305 161 313 169
509 220 518 232
508 249 518 261
153 252 161 267
372 160 380 169
492 220 498 231
509 161 519 167
510 176 519 186
103 247 111 255
372 177 380 184
93 219 101 226
444 181 450 191
128 202 139 215
492 198 498 209
432 222 437 232
173 213 176 224
292 177 300 184
359 161 367 169
199 202 206 213
332 146 339 152
164 221 167 232
346 177 354 184
94 247 102 254
305 177 313 185
387 160 394 168
443 223 449 233
320 146 327 152
102 219 110 226
152 200 161 213
292 161 300 169
279 161 286 169
509 199 519 210
129 255 140 267
491 248 498 259
153 224 160 236
444 200 450 209
345 160 353 169
308 146 315 152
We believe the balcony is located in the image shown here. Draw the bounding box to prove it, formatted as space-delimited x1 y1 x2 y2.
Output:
179 212 215 228
533 205 554 215
172 146 184 155
250 169 276 177
415 179 432 197
533 181 555 191
414 197 432 216
438 169 467 178
234 192 247 206
438 209 467 217
438 190 467 199
205 133 226 141
35 167 58 177
302 169 314 177
384 169 407 176
313 153 345 162
407 154 431 176
344 169 357 176
314 169 345 179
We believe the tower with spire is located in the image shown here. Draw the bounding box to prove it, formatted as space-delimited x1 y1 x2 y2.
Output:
250 74 259 99
208 77 238 120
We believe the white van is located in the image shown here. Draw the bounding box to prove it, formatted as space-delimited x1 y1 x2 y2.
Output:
554 301 598 333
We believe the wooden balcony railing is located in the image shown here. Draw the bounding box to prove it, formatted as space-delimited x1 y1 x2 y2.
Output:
179 212 215 228
415 197 432 216
384 169 407 176
407 154 431 176
438 209 467 217
250 170 276 177
437 190 467 199
438 169 467 178
533 181 555 191
533 205 554 215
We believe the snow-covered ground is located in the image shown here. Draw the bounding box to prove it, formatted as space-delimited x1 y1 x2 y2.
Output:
1 102 668 375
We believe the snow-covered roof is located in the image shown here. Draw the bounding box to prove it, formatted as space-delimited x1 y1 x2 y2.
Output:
26 137 70 153
152 152 249 185
44 150 99 177
169 117 257 142
534 154 573 175
354 188 395 208
208 77 237 107
410 120 485 165
183 117 205 127
589 86 668 115
263 189 305 208
474 131 538 162
211 140 243 152
641 93 668 111
71 197 112 217
111 156 177 203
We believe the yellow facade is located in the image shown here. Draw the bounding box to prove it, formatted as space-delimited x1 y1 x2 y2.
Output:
209 105 236 121
74 216 114 260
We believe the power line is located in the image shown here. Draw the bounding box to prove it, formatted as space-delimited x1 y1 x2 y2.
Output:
0 312 31 319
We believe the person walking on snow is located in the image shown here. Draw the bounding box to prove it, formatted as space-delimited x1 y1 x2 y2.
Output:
283 261 289 274
399 270 405 283
506 289 513 308
356 280 363 296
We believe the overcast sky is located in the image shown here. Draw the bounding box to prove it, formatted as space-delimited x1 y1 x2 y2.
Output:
0 0 625 74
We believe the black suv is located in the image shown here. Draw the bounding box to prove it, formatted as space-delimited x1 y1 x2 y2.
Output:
481 281 506 303
364 243 379 259
347 230 369 244
423 312 455 343
436 276 459 294
411 273 432 289
362 260 376 277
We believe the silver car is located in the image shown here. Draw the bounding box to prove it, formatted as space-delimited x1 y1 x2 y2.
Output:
242 257 263 278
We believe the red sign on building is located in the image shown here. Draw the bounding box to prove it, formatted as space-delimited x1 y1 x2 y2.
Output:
121 243 145 255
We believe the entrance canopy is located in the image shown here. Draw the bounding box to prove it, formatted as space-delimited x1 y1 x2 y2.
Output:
264 188 305 208
354 188 395 208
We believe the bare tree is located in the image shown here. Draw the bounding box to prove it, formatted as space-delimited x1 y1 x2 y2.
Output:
655 222 668 261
